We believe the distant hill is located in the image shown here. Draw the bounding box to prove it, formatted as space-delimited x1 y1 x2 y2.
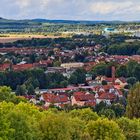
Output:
0 17 128 25
0 17 139 33
26 19 127 24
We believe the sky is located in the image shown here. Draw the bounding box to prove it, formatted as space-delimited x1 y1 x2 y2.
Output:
0 0 140 21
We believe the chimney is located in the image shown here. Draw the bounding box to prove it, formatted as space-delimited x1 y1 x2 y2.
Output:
112 66 115 85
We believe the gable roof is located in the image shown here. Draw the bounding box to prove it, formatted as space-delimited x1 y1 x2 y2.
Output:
43 93 69 103
98 92 116 101
74 93 95 102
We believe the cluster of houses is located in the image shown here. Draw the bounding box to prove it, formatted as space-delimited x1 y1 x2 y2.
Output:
27 69 126 109
28 65 127 109
38 83 124 109
1 44 140 72
0 60 52 71
0 46 131 110
0 47 50 55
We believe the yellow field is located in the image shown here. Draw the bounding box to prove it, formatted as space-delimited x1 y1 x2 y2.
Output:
0 33 66 43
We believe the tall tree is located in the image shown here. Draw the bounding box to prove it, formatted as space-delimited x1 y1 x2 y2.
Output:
126 83 140 118
117 117 140 140
86 118 125 140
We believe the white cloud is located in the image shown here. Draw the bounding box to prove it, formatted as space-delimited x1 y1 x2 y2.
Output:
0 0 140 20
90 1 132 14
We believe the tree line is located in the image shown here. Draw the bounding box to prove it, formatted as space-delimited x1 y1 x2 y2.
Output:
0 34 135 50
0 68 86 95
91 61 140 87
106 41 140 55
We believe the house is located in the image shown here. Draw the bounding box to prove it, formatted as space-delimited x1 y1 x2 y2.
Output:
61 62 84 69
94 85 123 105
96 92 116 105
45 67 66 74
48 87 78 93
0 63 10 71
100 76 127 87
131 55 140 63
71 91 96 107
41 93 70 108
115 77 127 87
13 64 33 71
86 74 93 82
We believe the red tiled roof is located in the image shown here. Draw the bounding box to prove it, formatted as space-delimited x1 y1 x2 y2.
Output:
13 64 33 71
0 63 10 71
74 94 95 102
85 101 96 107
98 93 116 101
43 93 69 103
117 77 126 83
113 55 129 59
103 85 114 91
104 77 113 82
73 92 85 96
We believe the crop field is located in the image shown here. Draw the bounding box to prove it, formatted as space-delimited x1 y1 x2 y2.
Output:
0 34 64 43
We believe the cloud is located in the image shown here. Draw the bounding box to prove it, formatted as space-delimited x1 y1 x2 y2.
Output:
90 1 133 15
0 0 140 20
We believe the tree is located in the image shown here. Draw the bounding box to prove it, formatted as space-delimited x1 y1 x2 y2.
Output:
86 119 125 140
0 86 15 102
117 117 140 140
69 118 85 140
39 114 71 140
24 78 39 89
7 111 38 140
60 80 68 88
53 61 61 67
116 65 127 77
126 83 140 118
72 69 86 84
111 103 125 118
127 77 137 86
95 101 107 113
69 74 78 85
134 64 140 80
91 63 107 76
16 85 27 96
0 102 15 139
127 60 137 77
27 84 35 95
0 72 6 86
69 108 99 122
0 102 43 140
102 80 107 85
99 108 116 119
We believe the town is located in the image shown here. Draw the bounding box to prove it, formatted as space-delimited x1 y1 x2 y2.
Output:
0 32 140 112
0 0 140 138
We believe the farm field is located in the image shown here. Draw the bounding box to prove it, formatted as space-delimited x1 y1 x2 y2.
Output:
0 34 64 43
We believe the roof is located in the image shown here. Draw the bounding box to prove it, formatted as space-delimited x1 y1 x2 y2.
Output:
117 77 126 83
43 93 69 103
98 93 116 101
73 92 85 96
13 64 33 71
85 101 96 107
113 55 129 59
104 77 113 82
74 93 95 102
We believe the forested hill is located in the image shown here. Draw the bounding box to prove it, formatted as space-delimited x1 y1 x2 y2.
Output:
0 17 126 24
